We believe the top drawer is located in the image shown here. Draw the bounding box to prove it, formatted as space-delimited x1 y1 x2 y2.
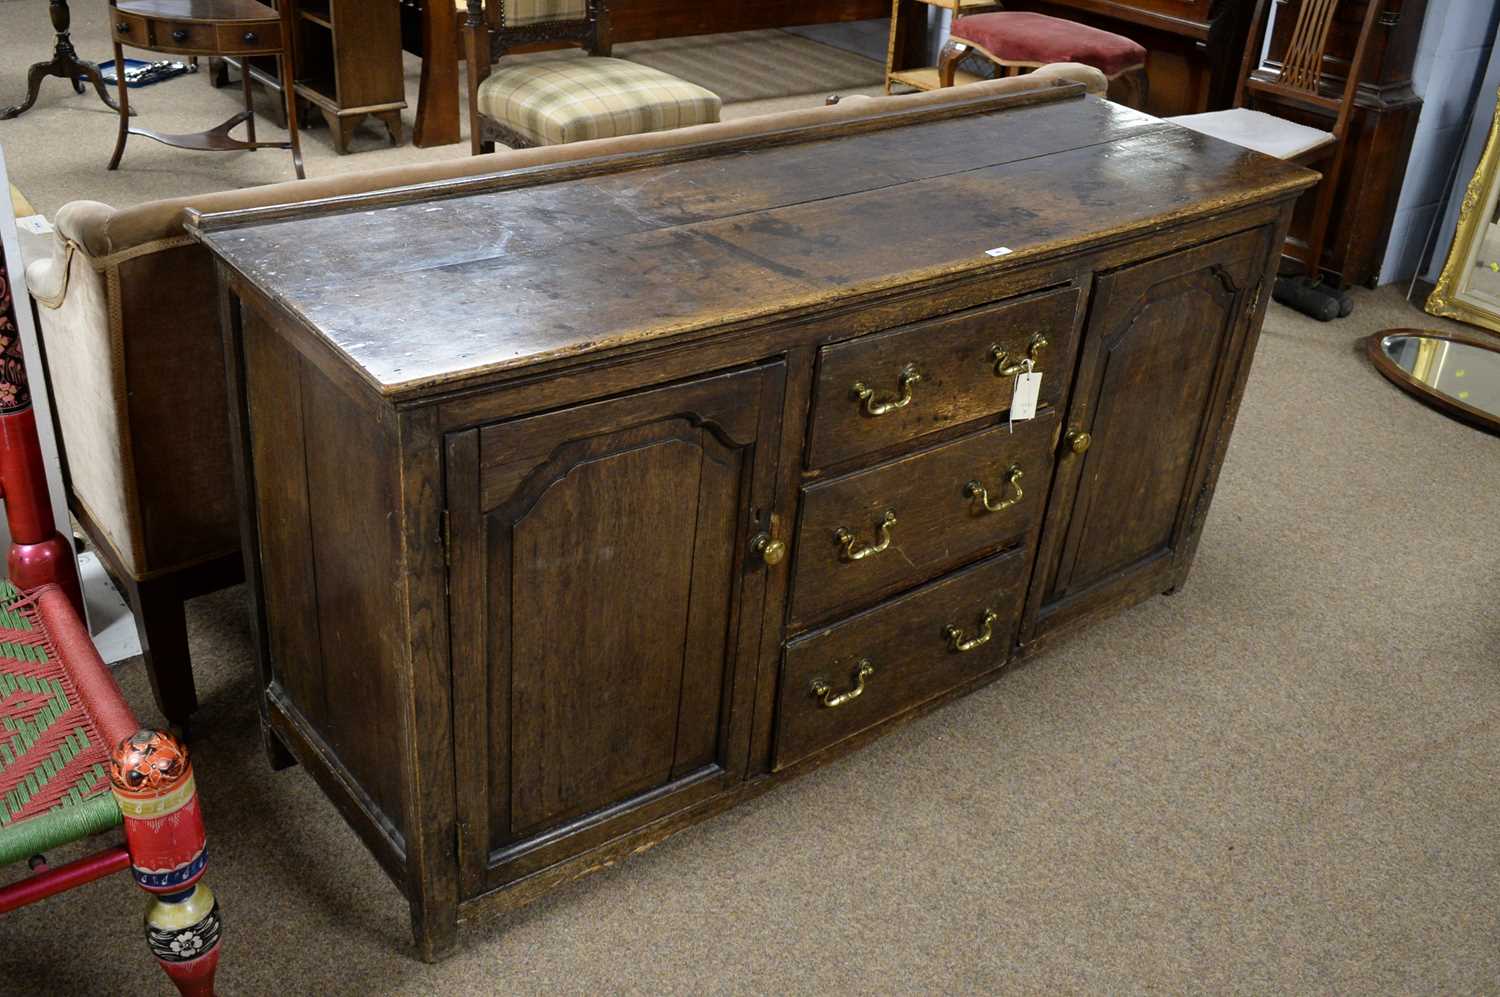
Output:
807 286 1082 468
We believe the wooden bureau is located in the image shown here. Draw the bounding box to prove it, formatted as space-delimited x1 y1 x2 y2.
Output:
192 82 1315 960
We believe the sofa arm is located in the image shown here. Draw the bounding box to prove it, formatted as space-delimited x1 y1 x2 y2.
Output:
1029 63 1109 96
23 231 144 574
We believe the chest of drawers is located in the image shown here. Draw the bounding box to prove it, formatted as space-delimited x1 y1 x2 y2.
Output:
195 82 1315 960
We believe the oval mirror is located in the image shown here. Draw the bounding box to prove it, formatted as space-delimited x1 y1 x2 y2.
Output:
1363 329 1500 435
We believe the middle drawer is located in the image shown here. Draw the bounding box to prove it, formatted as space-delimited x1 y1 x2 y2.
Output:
789 410 1059 629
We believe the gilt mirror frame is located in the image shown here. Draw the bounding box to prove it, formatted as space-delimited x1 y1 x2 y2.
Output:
1428 87 1500 334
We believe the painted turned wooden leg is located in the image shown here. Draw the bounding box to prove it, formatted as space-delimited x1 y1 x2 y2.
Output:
110 730 222 997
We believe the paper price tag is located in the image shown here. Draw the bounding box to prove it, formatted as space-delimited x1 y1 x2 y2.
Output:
1010 370 1041 422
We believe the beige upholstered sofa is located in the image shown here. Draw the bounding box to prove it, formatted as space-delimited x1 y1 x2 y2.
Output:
26 65 1106 724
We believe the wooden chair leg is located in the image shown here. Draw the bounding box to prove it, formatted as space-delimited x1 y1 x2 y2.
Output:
1303 149 1346 285
937 38 966 88
129 576 199 728
111 730 221 997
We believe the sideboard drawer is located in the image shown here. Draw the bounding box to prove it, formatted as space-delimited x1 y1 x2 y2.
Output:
111 10 150 46
789 410 1058 629
216 21 282 54
774 547 1028 770
151 19 218 53
807 285 1082 468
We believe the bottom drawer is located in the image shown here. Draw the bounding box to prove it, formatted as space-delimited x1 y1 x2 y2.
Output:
773 547 1028 770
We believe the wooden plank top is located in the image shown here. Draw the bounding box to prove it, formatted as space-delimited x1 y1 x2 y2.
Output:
196 92 1315 400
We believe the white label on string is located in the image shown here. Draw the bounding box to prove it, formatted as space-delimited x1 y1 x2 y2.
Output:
985 246 1013 258
1011 364 1041 422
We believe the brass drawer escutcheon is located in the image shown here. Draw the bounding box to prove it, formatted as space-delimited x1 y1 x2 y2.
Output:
851 364 921 417
965 464 1023 513
834 510 897 561
811 659 875 708
990 332 1048 377
944 608 998 653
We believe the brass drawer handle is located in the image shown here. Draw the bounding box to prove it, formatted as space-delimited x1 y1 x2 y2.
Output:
965 464 1023 513
117 20 131 33
835 510 896 561
990 332 1048 377
1064 429 1091 454
243 31 259 44
944 609 998 653
852 363 921 417
811 659 875 708
172 28 190 43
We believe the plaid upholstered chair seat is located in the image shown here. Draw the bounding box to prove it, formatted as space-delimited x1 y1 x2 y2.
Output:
475 57 721 147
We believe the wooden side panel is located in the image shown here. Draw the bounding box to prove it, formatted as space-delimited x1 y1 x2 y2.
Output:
242 309 324 730
297 363 409 834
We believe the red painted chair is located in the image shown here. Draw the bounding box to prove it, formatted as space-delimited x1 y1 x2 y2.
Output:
0 238 222 993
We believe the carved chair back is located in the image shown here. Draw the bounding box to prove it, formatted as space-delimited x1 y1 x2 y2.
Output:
1233 0 1383 141
465 0 611 61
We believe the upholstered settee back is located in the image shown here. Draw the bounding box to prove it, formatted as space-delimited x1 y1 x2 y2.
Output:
26 66 1108 580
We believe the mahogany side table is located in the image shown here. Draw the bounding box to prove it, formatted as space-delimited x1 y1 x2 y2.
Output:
108 0 305 179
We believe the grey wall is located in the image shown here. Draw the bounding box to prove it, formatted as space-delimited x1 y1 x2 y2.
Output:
1379 0 1500 284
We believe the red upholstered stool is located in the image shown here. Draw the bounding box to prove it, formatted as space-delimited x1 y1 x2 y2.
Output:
938 12 1148 108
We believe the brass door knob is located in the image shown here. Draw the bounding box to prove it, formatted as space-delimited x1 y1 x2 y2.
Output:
1065 430 1092 454
243 31 259 44
752 533 786 566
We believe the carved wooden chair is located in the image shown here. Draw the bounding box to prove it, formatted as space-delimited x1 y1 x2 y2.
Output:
0 242 222 996
463 0 721 154
1166 0 1383 319
937 9 1148 109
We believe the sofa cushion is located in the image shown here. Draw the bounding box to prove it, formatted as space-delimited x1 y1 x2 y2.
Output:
951 12 1146 78
476 57 722 146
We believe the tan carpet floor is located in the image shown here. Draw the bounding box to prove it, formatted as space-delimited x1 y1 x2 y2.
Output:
5 7 1500 993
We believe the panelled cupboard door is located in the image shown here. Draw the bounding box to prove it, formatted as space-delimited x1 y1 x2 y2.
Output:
1026 227 1268 640
445 363 786 896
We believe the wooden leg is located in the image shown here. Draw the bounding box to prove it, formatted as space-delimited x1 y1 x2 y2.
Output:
937 39 965 88
110 731 222 997
240 60 256 145
107 42 131 171
280 50 304 179
378 108 404 147
413 0 460 147
410 896 459 963
207 56 228 87
1303 147 1346 285
130 576 200 728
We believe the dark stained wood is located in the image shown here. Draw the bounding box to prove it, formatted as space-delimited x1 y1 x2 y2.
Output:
1024 227 1264 641
776 548 1028 770
608 0 887 41
457 364 783 867
791 412 1059 630
807 286 1082 467
198 93 1313 960
242 306 324 730
199 99 1309 399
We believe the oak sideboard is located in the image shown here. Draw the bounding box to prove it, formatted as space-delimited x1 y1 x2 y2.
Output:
193 81 1316 959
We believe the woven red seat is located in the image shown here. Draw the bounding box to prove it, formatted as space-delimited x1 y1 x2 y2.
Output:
951 12 1146 78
